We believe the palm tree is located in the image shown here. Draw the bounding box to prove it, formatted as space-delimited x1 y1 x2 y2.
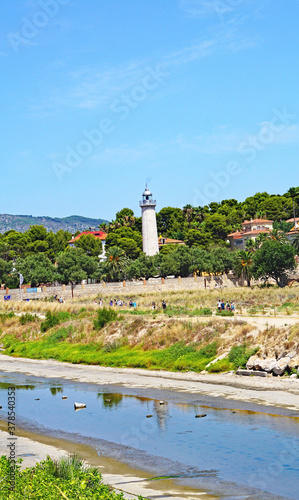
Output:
104 246 128 282
254 232 268 249
269 229 287 244
245 238 256 253
255 210 267 219
287 187 299 229
234 250 253 287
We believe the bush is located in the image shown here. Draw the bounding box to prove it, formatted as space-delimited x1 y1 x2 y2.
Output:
94 307 118 330
228 345 259 369
46 326 73 344
216 310 234 317
207 358 232 373
0 312 15 323
192 307 212 316
40 311 60 332
199 341 218 358
19 313 38 325
0 454 130 499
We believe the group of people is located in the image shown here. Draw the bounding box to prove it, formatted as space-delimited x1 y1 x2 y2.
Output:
217 299 235 311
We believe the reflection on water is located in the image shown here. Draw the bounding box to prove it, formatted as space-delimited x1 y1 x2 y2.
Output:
0 372 298 500
50 387 63 396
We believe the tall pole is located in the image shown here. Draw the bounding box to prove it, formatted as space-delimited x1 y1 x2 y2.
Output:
19 273 23 301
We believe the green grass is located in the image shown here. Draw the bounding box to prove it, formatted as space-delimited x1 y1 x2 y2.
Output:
5 340 218 373
19 312 39 324
41 311 72 332
0 455 142 499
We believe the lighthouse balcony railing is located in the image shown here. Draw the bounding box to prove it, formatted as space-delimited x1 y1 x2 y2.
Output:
139 199 156 206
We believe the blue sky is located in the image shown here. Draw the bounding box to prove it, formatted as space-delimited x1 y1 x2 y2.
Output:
0 0 298 221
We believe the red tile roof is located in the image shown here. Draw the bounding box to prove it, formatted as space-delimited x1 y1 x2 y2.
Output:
242 219 273 224
286 217 299 223
68 231 107 243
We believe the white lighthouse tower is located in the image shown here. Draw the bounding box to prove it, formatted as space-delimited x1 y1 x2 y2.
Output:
140 186 159 256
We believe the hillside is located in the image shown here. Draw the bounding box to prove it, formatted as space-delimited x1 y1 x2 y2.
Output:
0 214 108 234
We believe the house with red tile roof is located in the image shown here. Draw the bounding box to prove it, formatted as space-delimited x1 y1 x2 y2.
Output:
158 236 185 247
227 219 273 250
68 230 107 260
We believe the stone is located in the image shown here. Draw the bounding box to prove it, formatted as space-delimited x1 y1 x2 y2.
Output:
195 414 207 418
289 355 299 369
159 401 165 405
74 402 86 410
62 396 67 400
236 369 268 377
290 374 298 379
246 355 259 370
146 414 153 418
273 357 290 376
258 358 277 373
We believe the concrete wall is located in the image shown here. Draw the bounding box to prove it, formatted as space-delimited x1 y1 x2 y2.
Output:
0 274 247 302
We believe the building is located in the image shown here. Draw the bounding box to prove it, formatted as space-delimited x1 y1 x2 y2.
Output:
140 186 159 256
68 230 107 261
227 219 274 250
158 236 185 247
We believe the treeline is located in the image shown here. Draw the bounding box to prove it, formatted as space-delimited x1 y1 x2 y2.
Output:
100 188 299 258
0 188 298 288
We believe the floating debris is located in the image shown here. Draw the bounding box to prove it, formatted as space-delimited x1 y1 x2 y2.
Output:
159 401 165 405
146 414 153 418
74 402 86 410
195 414 207 418
62 396 68 400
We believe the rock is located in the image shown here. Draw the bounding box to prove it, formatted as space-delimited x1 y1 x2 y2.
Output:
0 405 2 409
74 402 86 410
195 414 207 418
290 374 298 379
259 358 277 373
236 369 268 377
273 357 290 376
159 401 165 405
146 414 153 418
62 396 67 400
35 398 40 401
289 355 299 369
287 351 297 359
246 355 259 370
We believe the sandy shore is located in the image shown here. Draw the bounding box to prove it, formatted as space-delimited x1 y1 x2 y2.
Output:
1 354 299 412
0 426 213 500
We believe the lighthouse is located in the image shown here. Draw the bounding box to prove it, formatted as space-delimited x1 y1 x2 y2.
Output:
140 186 159 256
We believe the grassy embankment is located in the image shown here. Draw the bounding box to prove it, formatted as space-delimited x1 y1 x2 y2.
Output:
0 454 144 499
1 287 299 374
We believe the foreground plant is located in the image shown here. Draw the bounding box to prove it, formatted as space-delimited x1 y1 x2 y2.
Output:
0 454 144 499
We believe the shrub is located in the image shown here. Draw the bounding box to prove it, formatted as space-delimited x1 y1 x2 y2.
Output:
0 312 15 323
192 307 212 316
19 313 38 325
94 307 117 330
207 358 232 373
216 310 234 317
46 326 73 344
40 311 60 332
228 345 259 369
199 341 218 358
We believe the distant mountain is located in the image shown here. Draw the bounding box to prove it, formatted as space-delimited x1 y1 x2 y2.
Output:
0 214 109 234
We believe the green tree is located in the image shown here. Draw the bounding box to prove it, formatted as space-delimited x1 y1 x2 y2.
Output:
103 246 129 281
17 253 57 287
105 227 142 258
234 251 253 287
252 240 296 287
186 229 212 249
57 248 98 284
127 253 158 279
74 234 103 257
